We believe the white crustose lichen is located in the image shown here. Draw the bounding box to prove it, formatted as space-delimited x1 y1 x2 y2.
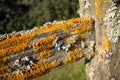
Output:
103 3 120 43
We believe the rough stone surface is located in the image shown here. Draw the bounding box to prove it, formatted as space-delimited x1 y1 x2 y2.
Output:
79 0 120 80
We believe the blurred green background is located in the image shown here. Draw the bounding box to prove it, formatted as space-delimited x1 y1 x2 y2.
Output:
0 0 79 34
36 59 86 80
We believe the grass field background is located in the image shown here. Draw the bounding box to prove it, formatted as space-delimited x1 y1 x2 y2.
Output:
35 59 86 80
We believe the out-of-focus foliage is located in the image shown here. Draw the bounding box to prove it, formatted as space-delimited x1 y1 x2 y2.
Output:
0 0 78 34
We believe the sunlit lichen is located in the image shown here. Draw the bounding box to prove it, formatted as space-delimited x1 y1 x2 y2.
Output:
33 35 56 52
102 37 110 51
38 50 54 59
51 60 62 69
95 0 107 20
103 3 120 43
65 49 83 64
2 61 52 80
78 0 91 17
0 34 34 57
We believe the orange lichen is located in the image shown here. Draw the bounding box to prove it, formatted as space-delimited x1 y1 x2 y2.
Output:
65 18 81 25
0 57 7 66
34 23 69 35
32 17 93 38
95 0 107 20
12 33 21 37
33 35 56 52
32 18 81 35
0 17 95 79
51 60 62 69
38 50 54 59
30 61 52 77
95 0 101 8
32 26 49 35
46 24 69 33
95 8 104 20
65 49 83 64
97 36 110 62
66 37 74 45
0 35 11 41
2 61 52 80
0 17 92 57
102 36 110 51
69 17 93 38
103 0 107 5
0 34 34 57
0 65 10 75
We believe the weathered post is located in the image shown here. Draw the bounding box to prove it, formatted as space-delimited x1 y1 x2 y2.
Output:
78 0 120 80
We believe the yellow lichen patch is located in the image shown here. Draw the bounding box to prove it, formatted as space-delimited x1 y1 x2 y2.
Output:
0 65 10 75
32 18 81 35
102 36 110 51
32 26 49 35
95 0 101 8
103 0 107 5
51 60 61 69
69 17 93 38
81 17 93 21
0 34 34 57
65 49 83 64
66 35 78 45
12 33 21 37
0 57 7 66
66 18 81 25
32 17 93 37
34 23 69 34
95 8 104 20
2 61 52 80
97 36 110 62
33 35 56 52
66 37 74 45
46 24 69 33
31 61 52 76
95 0 107 20
38 50 54 59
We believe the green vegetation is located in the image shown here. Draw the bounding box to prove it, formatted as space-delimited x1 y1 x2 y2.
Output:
35 59 86 80
0 0 78 34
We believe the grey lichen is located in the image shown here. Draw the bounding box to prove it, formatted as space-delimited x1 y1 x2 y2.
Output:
77 0 91 17
102 51 111 64
103 3 120 43
111 77 116 80
89 67 95 80
109 0 119 3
